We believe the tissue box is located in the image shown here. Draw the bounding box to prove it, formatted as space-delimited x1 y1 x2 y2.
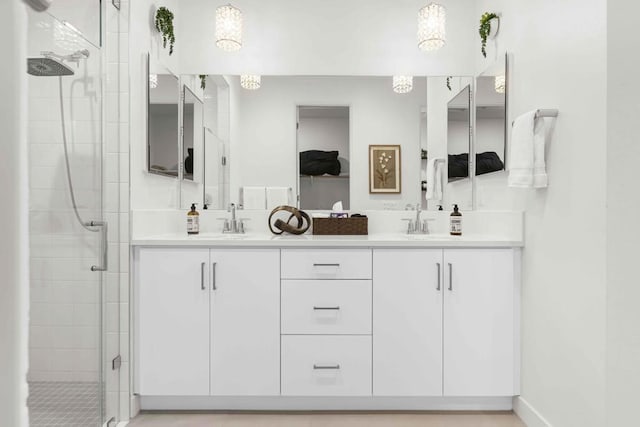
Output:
312 217 368 235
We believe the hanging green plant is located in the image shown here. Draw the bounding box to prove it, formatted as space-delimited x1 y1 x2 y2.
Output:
479 12 499 58
199 75 207 90
446 76 452 91
155 7 175 55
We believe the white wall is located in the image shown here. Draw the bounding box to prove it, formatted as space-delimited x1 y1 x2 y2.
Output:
0 2 28 426
474 1 607 426
606 1 640 425
130 0 181 210
178 0 476 76
229 76 426 210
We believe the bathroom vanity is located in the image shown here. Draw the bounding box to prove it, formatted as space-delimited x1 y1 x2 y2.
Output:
132 234 521 411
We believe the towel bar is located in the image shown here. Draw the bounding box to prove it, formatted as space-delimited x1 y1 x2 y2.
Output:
512 109 559 126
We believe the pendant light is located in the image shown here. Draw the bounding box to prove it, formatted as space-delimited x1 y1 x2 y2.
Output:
393 76 413 94
215 4 243 52
418 3 446 52
240 75 261 90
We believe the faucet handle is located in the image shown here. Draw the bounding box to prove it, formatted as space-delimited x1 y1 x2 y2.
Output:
402 218 415 233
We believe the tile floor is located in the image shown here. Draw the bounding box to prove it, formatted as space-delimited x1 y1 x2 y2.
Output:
128 412 527 427
28 381 101 427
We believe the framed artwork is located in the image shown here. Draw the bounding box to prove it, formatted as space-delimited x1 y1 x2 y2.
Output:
369 145 401 193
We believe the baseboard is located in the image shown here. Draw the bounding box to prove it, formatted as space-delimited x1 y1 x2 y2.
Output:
513 396 552 427
140 396 514 411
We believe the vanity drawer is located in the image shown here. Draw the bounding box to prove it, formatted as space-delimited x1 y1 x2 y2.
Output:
281 280 372 335
281 335 372 396
281 249 372 279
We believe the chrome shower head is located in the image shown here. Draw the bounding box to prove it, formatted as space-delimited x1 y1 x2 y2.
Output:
27 57 74 76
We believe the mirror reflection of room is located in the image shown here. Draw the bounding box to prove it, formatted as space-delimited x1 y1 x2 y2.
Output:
148 73 179 177
298 106 350 210
447 84 471 182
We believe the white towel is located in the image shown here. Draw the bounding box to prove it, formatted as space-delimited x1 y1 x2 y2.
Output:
242 186 266 209
508 111 548 188
425 158 444 200
266 187 290 208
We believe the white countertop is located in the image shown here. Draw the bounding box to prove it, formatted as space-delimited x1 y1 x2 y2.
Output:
131 233 523 248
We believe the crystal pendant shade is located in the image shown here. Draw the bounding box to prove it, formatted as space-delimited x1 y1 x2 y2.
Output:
418 3 446 52
149 74 158 89
215 4 243 52
240 75 261 90
392 76 413 94
495 74 506 93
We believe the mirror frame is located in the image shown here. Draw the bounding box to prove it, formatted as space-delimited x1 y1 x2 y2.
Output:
181 84 204 183
146 53 180 179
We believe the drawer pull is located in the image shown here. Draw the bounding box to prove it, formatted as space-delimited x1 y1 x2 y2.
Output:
313 364 340 370
313 263 340 267
313 306 340 311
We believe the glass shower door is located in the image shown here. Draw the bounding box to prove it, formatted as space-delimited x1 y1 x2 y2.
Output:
26 5 116 426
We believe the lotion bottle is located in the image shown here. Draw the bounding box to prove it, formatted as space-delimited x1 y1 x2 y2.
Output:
450 204 462 236
187 203 200 235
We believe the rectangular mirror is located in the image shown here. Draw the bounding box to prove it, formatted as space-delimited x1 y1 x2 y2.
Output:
182 85 204 182
297 106 350 210
475 53 507 176
147 56 180 178
447 84 471 182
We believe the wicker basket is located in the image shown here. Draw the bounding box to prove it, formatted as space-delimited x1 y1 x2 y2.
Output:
312 217 368 235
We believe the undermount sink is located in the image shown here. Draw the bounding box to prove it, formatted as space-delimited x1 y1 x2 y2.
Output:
405 234 458 241
191 233 252 240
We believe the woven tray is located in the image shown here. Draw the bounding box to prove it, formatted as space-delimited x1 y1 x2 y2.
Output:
312 217 368 235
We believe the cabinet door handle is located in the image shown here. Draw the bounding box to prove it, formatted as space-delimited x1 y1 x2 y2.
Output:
313 364 340 370
212 262 217 290
313 263 340 267
448 263 453 291
313 306 340 310
200 262 206 290
436 262 441 291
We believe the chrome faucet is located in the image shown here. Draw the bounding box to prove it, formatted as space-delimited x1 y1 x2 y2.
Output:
403 203 430 234
220 203 246 233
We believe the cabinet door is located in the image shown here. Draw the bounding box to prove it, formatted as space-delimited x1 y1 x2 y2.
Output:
373 249 443 396
210 249 280 395
443 249 515 396
138 248 210 395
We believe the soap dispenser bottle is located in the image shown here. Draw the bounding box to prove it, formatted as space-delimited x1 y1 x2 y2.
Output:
187 203 200 235
450 204 462 236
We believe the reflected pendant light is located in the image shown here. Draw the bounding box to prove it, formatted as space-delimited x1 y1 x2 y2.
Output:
215 4 243 52
393 76 413 94
240 75 261 90
418 3 446 52
494 74 506 93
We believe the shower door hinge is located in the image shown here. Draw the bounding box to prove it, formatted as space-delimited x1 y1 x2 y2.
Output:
112 0 121 10
112 355 122 370
105 417 117 427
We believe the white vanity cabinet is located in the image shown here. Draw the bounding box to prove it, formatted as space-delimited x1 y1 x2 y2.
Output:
209 249 280 396
137 247 280 397
138 248 211 396
373 249 443 396
443 249 516 396
280 249 373 396
373 248 517 397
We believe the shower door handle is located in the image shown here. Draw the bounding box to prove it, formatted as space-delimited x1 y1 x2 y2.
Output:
87 220 108 272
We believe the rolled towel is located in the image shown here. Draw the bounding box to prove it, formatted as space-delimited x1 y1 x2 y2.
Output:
242 186 266 209
266 187 290 208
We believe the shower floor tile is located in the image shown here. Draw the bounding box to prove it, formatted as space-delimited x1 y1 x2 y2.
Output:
28 381 101 427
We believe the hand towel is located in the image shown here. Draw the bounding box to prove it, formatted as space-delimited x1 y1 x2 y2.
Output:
434 160 444 200
425 158 444 200
266 187 290 208
532 118 548 188
508 111 548 188
242 186 266 209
